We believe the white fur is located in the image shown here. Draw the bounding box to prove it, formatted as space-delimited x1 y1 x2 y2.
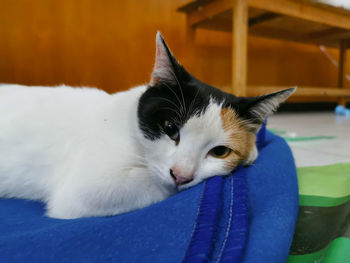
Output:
0 84 238 219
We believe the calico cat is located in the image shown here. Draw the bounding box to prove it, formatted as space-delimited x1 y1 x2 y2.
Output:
0 32 295 219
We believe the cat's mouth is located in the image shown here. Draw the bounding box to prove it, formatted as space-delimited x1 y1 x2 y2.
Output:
170 169 194 187
175 176 199 191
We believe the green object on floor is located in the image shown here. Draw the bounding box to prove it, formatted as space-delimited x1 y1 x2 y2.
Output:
284 135 336 142
288 237 350 263
323 238 350 263
268 128 336 142
297 163 350 206
288 163 350 263
298 194 350 207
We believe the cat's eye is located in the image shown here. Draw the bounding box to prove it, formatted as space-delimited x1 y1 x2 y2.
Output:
164 120 180 142
208 146 232 158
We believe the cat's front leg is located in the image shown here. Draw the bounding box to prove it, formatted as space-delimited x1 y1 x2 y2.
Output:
46 178 89 219
46 166 172 219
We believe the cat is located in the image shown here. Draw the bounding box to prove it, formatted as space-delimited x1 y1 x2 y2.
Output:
0 32 295 219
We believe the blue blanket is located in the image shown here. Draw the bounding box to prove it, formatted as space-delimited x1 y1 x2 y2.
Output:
0 130 298 263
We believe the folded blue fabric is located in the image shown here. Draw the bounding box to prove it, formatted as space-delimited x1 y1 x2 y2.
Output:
244 130 299 263
0 130 298 263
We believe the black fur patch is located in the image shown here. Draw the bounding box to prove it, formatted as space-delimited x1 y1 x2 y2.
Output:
137 35 291 140
137 63 261 140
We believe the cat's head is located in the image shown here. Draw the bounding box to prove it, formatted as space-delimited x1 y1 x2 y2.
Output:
137 32 295 191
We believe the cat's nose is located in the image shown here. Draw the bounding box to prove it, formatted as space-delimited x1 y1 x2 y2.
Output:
170 168 193 186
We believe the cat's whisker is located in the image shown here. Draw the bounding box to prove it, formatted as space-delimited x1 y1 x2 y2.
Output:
150 165 166 180
126 154 147 162
148 96 182 113
121 164 147 171
158 107 182 120
162 82 185 116
169 116 181 128
169 112 182 123
187 86 200 118
169 71 187 117
139 120 157 135
121 160 147 168
121 153 148 165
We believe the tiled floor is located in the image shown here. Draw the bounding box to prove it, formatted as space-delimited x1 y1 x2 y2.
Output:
268 112 350 167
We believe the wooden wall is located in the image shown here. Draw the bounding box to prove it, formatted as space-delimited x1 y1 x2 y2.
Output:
0 0 343 101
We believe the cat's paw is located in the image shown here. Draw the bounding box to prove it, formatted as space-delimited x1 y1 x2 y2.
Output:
46 192 85 219
46 209 79 219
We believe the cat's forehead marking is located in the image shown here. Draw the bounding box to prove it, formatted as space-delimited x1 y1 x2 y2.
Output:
184 101 223 134
220 108 255 170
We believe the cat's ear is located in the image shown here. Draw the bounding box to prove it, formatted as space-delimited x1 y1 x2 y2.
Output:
150 32 179 85
238 88 296 132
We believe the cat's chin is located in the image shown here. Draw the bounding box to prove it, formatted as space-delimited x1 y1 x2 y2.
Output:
161 178 196 193
176 180 199 191
177 185 189 192
155 177 178 193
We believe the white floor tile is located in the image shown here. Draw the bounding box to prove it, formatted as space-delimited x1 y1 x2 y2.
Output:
289 145 350 167
268 112 350 167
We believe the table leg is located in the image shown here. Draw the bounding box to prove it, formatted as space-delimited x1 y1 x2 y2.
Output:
232 0 248 97
338 40 348 106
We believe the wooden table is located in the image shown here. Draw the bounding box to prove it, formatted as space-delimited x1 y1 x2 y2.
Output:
178 0 350 105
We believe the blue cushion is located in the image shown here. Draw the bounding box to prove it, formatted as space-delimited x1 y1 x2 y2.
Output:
0 129 298 263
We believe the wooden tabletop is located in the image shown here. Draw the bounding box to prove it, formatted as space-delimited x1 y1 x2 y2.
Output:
178 0 350 48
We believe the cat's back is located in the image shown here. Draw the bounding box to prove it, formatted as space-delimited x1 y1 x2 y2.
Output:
0 84 127 136
0 84 110 116
0 83 144 148
0 84 143 200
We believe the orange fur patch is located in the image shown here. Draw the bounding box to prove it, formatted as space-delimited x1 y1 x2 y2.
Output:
220 108 256 170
